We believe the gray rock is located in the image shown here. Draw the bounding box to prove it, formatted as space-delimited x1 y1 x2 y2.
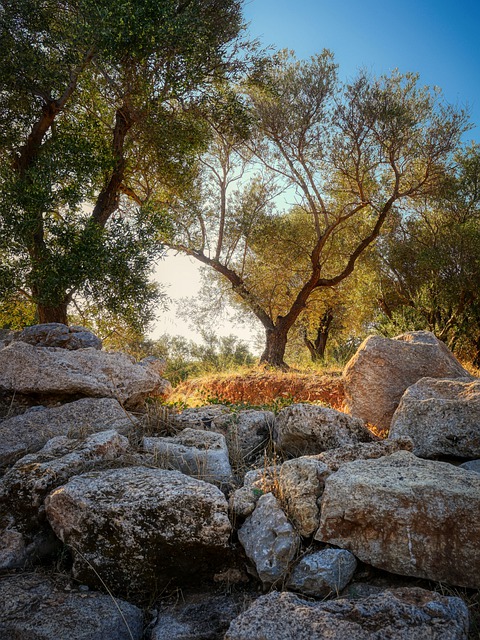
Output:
2 430 129 530
0 397 135 470
7 323 103 350
151 592 253 640
279 457 330 537
389 377 480 458
0 573 143 640
343 331 469 430
174 406 274 464
229 466 281 520
217 410 274 462
286 549 357 597
143 428 233 486
274 403 374 457
0 341 171 409
225 588 469 640
173 405 232 431
316 451 480 588
45 466 231 594
0 527 26 570
139 355 167 375
315 436 414 471
460 459 480 473
237 492 300 586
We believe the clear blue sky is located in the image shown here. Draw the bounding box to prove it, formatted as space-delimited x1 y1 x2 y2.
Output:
244 0 480 141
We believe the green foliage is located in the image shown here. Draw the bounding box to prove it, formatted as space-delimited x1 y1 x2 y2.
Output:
148 332 256 385
374 144 480 362
160 49 468 366
0 0 246 325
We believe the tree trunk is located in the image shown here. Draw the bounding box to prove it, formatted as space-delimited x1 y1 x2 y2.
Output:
303 309 333 363
36 301 68 325
260 327 289 368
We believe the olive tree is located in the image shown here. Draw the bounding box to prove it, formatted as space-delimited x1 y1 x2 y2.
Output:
162 51 468 366
0 0 245 328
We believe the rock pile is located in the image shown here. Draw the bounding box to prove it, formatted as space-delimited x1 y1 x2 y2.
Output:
0 325 478 639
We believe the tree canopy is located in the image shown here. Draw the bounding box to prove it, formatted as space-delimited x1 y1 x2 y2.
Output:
160 51 469 366
0 0 245 329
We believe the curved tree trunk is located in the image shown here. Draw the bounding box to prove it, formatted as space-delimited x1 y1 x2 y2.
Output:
303 309 333 362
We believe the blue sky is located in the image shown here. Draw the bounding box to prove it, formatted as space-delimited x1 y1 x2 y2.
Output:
243 0 480 141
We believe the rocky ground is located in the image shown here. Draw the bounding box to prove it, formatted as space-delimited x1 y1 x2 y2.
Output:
0 324 479 639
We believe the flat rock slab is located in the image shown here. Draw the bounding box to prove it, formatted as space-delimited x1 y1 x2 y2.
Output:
343 331 469 430
45 466 232 595
143 428 233 486
225 588 469 640
0 397 135 470
274 403 374 457
0 573 143 640
316 451 480 588
0 341 171 409
389 377 480 458
7 323 102 350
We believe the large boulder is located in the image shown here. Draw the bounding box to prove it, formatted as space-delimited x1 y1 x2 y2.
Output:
389 377 480 458
225 588 469 640
286 548 357 597
0 573 143 640
274 403 374 457
0 397 135 470
343 331 469 430
0 341 171 409
5 322 103 350
143 428 233 487
2 430 129 530
237 492 300 586
45 466 232 594
316 451 480 588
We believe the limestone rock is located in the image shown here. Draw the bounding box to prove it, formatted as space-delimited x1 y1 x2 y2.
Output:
0 341 171 409
0 573 143 640
229 466 281 520
274 403 374 457
316 451 480 588
343 331 469 430
143 428 233 486
174 407 274 464
460 459 480 473
315 436 414 472
173 405 232 431
2 430 129 529
389 377 480 458
6 322 102 350
237 492 300 586
216 409 274 461
225 588 469 640
139 355 167 375
0 397 135 470
45 466 232 594
279 457 330 537
286 548 357 597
